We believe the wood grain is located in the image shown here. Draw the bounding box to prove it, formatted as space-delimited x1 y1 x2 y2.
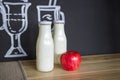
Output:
21 53 120 80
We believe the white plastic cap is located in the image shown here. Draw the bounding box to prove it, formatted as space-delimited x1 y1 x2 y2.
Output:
39 21 52 25
54 20 65 24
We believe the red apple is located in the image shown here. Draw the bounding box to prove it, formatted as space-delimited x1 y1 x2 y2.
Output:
60 50 82 71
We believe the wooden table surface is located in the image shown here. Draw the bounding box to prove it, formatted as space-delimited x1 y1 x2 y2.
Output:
21 53 120 80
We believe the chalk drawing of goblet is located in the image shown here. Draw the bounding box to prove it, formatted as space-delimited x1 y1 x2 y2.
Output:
3 2 31 57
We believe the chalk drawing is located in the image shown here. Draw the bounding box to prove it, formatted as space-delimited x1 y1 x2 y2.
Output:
37 0 65 23
0 0 65 58
0 0 31 58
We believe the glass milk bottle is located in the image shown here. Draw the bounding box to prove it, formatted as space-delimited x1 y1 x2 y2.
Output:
53 20 67 64
36 21 54 72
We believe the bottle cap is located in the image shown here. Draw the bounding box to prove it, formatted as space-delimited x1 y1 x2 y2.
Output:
54 20 65 24
39 21 52 25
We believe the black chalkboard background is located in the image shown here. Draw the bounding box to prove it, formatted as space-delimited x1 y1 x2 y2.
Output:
0 0 120 61
61 0 120 55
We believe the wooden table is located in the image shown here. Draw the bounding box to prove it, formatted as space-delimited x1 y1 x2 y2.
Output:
21 53 120 80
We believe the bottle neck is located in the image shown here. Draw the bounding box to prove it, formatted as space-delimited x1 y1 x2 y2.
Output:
39 24 52 38
39 24 51 31
54 23 65 33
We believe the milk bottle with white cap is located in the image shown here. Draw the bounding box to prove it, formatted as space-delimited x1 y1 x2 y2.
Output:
53 12 67 64
36 21 54 72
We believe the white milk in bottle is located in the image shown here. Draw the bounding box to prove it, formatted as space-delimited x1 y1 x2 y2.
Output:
36 21 54 72
53 20 67 64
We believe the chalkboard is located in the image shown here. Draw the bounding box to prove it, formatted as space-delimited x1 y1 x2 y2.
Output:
0 0 120 61
60 0 120 55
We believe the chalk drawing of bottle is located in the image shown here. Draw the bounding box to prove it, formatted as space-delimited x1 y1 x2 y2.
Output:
36 0 61 22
